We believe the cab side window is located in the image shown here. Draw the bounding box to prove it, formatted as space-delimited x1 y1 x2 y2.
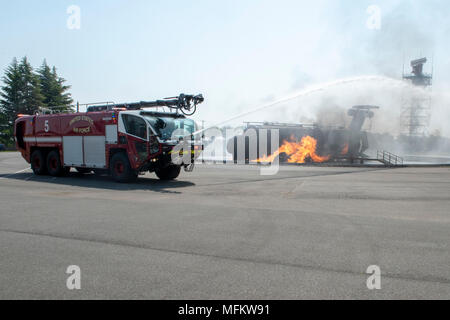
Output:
122 115 147 140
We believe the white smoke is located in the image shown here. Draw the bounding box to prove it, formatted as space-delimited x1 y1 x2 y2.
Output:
209 75 449 140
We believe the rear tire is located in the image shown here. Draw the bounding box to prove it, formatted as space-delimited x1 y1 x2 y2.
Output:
46 150 64 176
31 150 47 175
155 165 181 180
110 153 137 183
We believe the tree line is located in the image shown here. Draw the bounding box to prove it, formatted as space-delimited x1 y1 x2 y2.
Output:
0 57 73 147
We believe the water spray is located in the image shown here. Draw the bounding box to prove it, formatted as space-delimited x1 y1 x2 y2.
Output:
194 75 411 136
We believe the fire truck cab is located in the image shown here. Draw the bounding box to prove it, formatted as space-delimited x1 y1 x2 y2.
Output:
14 94 203 182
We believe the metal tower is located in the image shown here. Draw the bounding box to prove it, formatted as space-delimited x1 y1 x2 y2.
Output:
400 57 433 136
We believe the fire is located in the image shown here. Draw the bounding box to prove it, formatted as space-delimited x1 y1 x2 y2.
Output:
255 135 330 164
341 143 349 155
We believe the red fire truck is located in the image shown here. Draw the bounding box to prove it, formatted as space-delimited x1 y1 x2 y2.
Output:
14 94 204 182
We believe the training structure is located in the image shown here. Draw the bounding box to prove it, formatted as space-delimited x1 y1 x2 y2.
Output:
227 105 389 165
14 94 204 182
401 57 433 137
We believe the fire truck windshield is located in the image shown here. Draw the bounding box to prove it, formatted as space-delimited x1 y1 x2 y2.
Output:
144 116 196 141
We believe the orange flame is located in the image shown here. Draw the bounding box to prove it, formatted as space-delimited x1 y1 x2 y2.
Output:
255 135 330 164
341 143 349 155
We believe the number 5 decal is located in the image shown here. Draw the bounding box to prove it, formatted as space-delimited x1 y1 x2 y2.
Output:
45 120 50 132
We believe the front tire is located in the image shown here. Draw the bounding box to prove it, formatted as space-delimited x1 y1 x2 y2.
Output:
155 165 181 180
46 150 64 176
110 153 137 183
31 150 47 175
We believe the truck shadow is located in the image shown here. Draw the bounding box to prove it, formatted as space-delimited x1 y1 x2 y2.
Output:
1 172 195 194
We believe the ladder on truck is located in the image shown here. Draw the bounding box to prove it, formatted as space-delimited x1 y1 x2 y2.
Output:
377 150 404 166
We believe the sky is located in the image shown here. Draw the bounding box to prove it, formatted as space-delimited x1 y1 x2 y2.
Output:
0 0 449 131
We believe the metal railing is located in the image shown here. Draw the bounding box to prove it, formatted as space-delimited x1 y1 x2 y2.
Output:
37 102 115 114
244 122 318 129
377 150 404 166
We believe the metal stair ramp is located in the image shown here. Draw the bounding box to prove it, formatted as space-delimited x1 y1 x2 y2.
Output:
377 150 404 166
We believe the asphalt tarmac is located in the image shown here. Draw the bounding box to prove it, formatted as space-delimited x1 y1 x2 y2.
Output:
0 152 449 299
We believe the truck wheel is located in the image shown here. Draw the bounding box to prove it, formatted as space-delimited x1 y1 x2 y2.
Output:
46 150 64 176
110 153 137 183
75 167 92 174
155 165 181 180
31 150 47 175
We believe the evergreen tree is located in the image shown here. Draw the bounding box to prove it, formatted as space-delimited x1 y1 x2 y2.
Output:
0 111 13 146
38 60 54 106
0 57 74 147
0 57 23 124
38 60 73 112
18 57 44 115
0 57 44 147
